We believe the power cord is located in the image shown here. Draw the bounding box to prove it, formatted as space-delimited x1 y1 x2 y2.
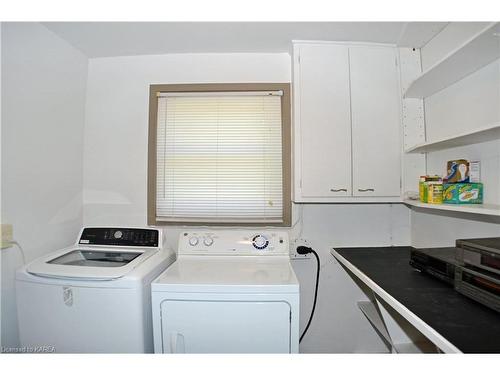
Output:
296 245 320 343
7 240 27 264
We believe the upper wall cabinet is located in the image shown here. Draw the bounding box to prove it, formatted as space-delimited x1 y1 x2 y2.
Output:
293 42 402 202
349 46 401 198
293 44 352 199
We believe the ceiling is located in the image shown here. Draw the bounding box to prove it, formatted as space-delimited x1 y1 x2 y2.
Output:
43 22 449 58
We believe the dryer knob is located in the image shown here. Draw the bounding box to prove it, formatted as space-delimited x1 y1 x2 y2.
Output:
203 237 214 246
188 236 199 246
252 234 269 250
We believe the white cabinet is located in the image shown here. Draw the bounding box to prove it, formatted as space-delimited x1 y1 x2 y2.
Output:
350 46 401 197
294 44 352 198
293 42 402 202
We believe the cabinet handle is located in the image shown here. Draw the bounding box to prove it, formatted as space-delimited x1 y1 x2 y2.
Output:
358 188 375 192
330 188 347 192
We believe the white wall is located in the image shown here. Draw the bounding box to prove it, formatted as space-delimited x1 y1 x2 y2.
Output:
424 60 500 139
293 203 409 353
83 52 410 352
411 22 500 247
83 53 290 224
411 210 500 248
1 22 88 347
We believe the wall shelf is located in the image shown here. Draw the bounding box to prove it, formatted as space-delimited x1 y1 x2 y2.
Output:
404 22 500 99
405 122 500 153
404 199 500 217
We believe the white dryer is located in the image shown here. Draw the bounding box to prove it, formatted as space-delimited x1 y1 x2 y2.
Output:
151 230 299 353
16 227 176 353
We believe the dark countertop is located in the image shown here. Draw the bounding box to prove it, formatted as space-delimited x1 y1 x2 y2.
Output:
333 246 500 353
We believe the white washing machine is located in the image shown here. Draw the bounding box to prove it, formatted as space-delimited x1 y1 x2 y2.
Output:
16 227 176 353
151 230 299 353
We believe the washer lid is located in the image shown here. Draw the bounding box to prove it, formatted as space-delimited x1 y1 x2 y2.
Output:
151 256 299 293
26 246 157 280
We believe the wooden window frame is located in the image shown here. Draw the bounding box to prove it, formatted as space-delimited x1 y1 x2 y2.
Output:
147 83 292 226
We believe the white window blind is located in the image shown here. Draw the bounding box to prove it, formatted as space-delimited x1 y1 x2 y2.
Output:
156 91 284 223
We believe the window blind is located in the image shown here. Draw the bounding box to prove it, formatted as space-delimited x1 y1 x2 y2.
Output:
156 92 284 223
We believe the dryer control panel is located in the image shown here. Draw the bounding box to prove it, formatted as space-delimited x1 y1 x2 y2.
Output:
178 230 289 256
78 227 160 247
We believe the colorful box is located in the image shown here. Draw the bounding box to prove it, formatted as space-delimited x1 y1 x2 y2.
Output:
419 175 442 203
427 183 443 204
443 183 483 204
445 159 469 183
419 176 427 202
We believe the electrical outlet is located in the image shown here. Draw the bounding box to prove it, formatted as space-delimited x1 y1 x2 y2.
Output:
290 237 312 259
1 224 13 249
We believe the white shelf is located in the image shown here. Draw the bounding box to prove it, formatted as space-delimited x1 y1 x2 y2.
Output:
404 23 500 99
404 199 500 217
405 122 500 153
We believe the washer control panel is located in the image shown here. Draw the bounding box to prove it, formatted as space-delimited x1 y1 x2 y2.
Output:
178 230 289 256
78 227 160 247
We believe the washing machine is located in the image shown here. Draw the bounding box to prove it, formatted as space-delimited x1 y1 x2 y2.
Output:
16 227 176 353
151 230 300 353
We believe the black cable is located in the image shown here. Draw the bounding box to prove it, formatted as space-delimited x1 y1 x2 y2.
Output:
296 246 320 343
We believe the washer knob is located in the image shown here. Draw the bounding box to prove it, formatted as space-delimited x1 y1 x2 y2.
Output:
203 237 214 246
188 236 199 246
114 230 123 239
252 234 269 249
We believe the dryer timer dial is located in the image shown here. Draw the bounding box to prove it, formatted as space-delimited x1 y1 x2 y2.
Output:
252 235 269 250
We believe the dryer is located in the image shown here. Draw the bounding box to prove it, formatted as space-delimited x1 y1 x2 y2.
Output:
16 227 176 353
151 230 299 353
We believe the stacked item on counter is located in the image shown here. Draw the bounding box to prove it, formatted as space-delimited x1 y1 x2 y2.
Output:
418 159 483 205
455 237 500 313
410 246 457 285
410 237 500 313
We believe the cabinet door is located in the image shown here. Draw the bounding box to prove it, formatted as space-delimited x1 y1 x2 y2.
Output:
350 46 401 197
295 44 352 199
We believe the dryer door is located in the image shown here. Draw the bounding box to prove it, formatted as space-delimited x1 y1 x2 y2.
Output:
160 300 291 353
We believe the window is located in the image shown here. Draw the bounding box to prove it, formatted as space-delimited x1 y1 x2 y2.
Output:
148 84 291 225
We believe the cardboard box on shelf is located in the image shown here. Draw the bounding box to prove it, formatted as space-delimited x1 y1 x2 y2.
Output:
443 183 483 204
469 161 481 183
427 182 443 204
445 159 469 183
419 176 442 203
